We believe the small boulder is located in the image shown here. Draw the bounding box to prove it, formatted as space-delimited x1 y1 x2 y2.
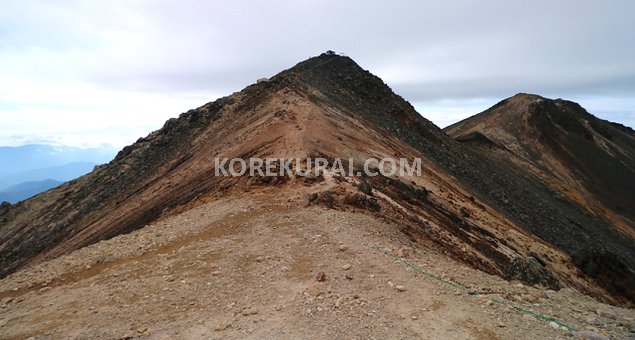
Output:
214 323 231 331
585 315 601 326
595 307 617 320
242 307 259 316
315 272 326 282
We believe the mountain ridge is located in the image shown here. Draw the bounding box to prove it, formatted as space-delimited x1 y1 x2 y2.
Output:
446 93 635 231
1 53 633 306
446 93 635 303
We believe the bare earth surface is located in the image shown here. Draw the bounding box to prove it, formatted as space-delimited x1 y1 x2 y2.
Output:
1 188 633 339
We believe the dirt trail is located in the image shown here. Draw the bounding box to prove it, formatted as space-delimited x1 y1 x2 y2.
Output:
1 190 633 339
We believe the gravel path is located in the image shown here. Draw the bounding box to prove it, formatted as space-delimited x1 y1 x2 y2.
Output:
1 191 633 339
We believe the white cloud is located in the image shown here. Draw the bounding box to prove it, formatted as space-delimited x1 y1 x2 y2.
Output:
413 98 497 128
0 78 217 147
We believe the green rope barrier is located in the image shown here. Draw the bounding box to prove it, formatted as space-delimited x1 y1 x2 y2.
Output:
333 213 578 331
371 244 478 295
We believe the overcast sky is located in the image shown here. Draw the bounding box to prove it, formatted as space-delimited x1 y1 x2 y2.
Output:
1 0 634 148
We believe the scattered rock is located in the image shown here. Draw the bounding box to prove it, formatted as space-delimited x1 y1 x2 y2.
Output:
315 272 326 282
357 181 373 195
571 330 609 340
512 295 524 303
543 290 557 300
595 307 617 320
395 285 406 292
396 247 410 258
342 264 352 270
521 293 538 303
549 321 559 329
242 307 259 316
497 321 506 328
522 314 535 321
120 330 135 339
585 315 601 326
214 323 231 331
306 284 322 297
338 244 348 251
507 257 561 290
618 317 634 329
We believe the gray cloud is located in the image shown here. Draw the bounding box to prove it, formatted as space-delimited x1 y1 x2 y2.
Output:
1 0 634 136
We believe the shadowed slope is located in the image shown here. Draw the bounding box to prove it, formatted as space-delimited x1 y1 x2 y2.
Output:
446 94 635 303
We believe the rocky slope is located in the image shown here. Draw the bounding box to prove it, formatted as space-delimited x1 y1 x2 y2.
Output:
445 93 635 233
446 94 635 304
0 51 634 339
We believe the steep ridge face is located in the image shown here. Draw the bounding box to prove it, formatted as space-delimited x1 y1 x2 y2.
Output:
0 53 633 305
285 56 635 303
445 94 635 232
0 75 305 278
446 94 635 303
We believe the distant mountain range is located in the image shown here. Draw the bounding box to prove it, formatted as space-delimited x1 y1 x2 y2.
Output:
0 179 63 204
0 162 98 191
0 144 116 177
0 144 117 202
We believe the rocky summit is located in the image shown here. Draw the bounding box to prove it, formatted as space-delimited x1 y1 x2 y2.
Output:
0 53 633 339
